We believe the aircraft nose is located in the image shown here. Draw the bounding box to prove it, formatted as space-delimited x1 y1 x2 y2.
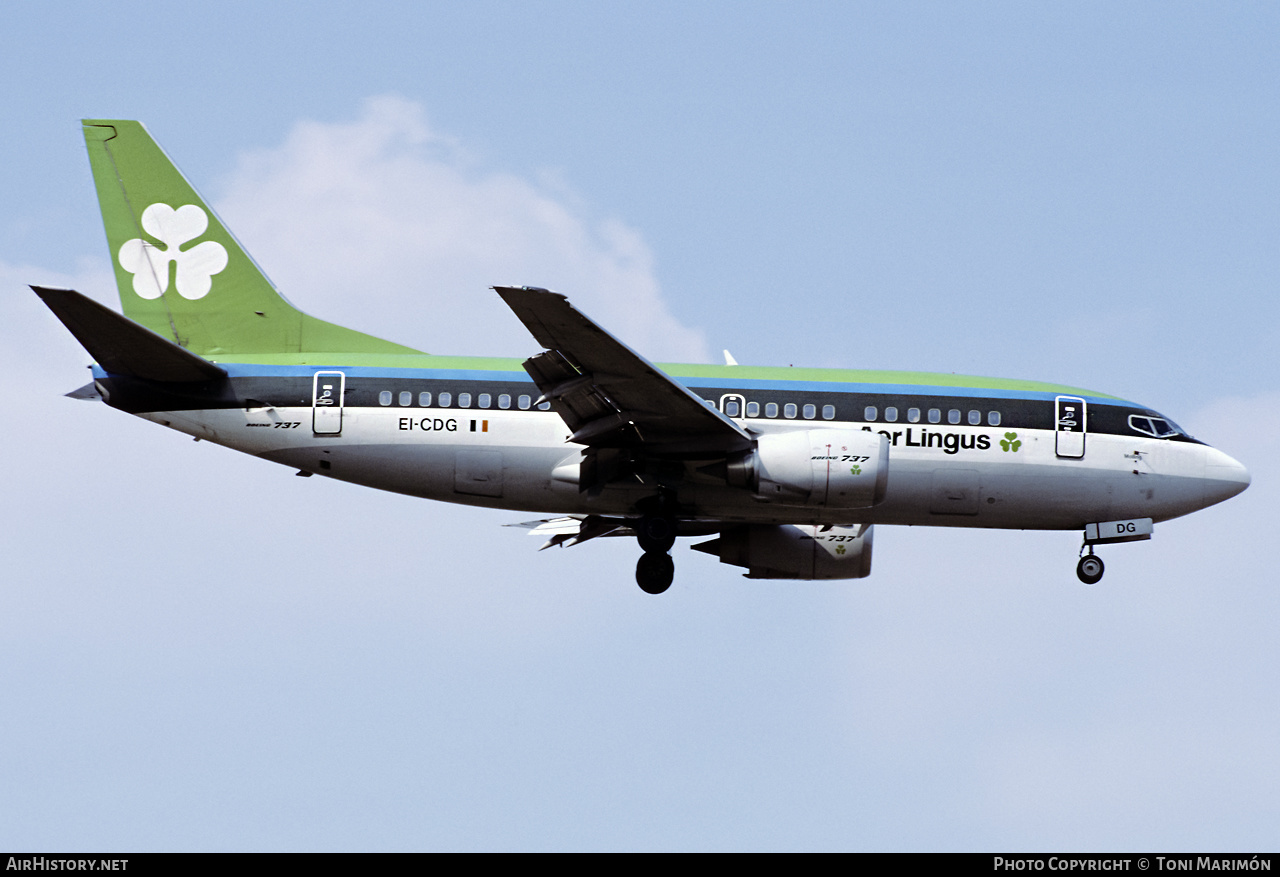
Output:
1203 446 1250 506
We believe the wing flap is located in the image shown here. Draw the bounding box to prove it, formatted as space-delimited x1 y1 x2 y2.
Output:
505 515 634 549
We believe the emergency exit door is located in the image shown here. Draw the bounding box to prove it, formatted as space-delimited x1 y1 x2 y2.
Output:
1055 395 1086 458
719 394 746 418
312 371 345 435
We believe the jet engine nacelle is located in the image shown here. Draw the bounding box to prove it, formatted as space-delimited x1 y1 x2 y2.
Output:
693 523 874 580
729 428 889 508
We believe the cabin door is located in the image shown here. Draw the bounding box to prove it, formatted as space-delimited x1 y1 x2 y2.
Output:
1055 395 1086 459
312 371 345 435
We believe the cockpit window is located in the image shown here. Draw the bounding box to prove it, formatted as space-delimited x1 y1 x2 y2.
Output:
1128 414 1181 439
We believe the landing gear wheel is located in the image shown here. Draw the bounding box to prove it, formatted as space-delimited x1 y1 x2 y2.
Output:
1076 554 1105 585
636 552 675 595
636 515 678 554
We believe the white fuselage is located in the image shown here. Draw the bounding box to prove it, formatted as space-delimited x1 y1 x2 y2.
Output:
135 403 1249 531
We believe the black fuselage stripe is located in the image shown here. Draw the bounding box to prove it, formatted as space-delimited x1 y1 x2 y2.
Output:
95 374 1199 443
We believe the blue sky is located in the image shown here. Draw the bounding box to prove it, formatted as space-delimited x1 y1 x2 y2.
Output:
2 2 1277 851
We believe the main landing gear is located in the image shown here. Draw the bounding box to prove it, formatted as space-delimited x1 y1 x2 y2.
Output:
635 514 677 595
636 551 675 594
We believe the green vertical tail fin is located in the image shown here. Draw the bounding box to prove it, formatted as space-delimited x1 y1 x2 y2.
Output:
82 119 421 356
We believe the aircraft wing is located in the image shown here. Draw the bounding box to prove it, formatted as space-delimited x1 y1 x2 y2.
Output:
496 286 753 456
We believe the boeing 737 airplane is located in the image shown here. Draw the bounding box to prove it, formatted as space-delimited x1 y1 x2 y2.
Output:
34 119 1250 593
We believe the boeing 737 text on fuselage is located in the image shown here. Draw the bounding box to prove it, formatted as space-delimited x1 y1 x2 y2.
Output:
33 120 1251 593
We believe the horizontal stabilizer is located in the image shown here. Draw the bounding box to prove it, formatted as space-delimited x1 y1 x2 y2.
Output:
32 286 227 382
64 382 103 401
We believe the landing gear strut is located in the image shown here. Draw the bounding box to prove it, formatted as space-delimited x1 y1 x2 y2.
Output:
1076 551 1105 585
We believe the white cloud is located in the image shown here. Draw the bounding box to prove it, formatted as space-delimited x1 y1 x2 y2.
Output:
213 96 710 363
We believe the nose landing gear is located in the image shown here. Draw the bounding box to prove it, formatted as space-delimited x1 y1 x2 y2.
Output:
1076 551 1105 585
1076 517 1152 584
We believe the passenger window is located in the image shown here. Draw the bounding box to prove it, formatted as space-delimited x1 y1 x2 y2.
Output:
378 391 392 406
438 392 452 407
885 407 898 422
725 400 740 417
988 411 1001 426
498 394 511 409
418 391 432 407
478 393 491 409
518 395 531 410
822 404 835 420
864 406 878 422
784 403 798 418
907 408 921 423
928 408 941 423
803 404 816 419
948 409 961 424
968 410 981 425
766 402 778 418
746 401 760 417
398 391 412 407
458 393 472 408
538 401 551 410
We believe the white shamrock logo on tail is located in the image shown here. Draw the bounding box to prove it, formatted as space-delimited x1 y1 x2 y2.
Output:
118 204 228 300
